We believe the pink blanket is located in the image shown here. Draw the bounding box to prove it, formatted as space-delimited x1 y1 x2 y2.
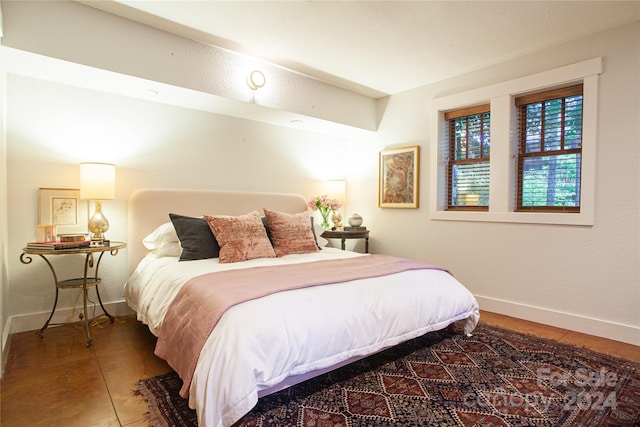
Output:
155 254 449 397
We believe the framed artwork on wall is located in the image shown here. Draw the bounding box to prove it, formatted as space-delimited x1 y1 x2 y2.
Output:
38 188 88 234
378 145 420 208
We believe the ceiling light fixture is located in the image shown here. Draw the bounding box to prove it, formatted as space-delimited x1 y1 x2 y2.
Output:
247 70 266 90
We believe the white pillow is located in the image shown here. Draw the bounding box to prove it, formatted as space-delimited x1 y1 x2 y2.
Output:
151 241 182 258
142 222 178 250
313 222 329 247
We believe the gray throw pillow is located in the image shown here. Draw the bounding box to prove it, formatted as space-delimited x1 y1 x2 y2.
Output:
169 213 220 261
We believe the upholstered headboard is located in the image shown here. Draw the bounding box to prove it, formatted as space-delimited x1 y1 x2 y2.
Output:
127 188 308 273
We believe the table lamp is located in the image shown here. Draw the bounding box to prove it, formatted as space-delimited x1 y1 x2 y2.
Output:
326 179 346 229
80 162 115 243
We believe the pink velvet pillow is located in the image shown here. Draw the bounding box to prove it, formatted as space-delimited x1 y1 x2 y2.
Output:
205 211 275 263
263 208 319 257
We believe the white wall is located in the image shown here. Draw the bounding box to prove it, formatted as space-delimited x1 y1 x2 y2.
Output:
0 6 8 375
345 22 639 345
0 0 637 348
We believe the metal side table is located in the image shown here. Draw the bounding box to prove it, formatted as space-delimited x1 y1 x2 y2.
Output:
20 241 126 347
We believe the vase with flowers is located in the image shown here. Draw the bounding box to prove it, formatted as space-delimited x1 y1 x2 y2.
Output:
308 194 343 230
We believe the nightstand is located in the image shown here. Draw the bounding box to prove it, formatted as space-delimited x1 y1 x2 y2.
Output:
321 229 370 253
20 241 126 347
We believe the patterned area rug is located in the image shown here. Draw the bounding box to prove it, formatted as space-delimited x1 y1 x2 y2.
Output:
135 324 640 426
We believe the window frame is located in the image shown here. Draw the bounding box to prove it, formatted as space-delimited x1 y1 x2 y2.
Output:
429 58 601 226
445 104 491 211
516 85 583 213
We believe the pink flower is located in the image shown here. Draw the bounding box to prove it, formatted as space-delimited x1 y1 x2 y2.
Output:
307 195 343 212
308 195 342 229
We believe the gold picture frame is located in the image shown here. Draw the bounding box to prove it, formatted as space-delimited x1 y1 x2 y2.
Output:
378 145 420 208
38 188 88 234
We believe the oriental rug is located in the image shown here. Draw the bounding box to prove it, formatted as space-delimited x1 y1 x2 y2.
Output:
135 324 640 426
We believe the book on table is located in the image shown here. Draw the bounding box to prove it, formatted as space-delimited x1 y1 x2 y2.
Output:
58 234 89 243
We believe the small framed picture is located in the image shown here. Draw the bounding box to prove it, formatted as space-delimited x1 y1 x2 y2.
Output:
38 188 87 234
378 145 420 208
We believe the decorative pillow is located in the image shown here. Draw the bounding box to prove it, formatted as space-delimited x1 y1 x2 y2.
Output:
142 222 178 250
169 213 220 261
205 211 275 263
262 216 324 250
263 208 319 257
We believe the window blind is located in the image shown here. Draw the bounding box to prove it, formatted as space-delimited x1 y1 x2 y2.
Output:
446 106 490 210
516 85 583 212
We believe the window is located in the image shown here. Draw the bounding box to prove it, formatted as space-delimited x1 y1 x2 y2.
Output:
445 105 490 210
430 57 600 225
516 85 583 212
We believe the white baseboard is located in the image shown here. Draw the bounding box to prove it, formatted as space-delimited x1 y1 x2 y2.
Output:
1 317 11 378
476 295 640 346
7 300 134 335
2 318 10 352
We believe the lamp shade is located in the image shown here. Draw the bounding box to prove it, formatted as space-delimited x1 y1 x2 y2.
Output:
80 163 115 200
326 180 346 203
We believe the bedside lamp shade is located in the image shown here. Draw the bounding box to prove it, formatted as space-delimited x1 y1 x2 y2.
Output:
80 163 115 200
80 163 115 242
326 180 346 203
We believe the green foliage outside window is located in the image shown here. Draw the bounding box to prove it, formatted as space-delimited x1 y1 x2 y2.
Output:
450 112 490 208
520 94 583 209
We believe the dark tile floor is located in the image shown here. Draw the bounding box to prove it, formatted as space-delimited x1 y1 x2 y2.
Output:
1 312 637 426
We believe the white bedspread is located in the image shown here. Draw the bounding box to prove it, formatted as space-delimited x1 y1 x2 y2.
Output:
125 248 480 427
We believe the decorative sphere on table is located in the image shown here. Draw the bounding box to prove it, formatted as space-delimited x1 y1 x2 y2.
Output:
348 213 363 227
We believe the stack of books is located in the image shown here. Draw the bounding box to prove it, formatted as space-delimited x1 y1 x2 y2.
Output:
27 234 91 250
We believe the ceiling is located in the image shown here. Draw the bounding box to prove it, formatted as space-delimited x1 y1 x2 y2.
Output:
84 1 639 99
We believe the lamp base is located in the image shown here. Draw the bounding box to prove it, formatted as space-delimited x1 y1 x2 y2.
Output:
88 200 109 244
90 232 106 243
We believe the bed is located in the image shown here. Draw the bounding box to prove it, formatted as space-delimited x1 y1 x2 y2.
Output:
125 188 480 427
